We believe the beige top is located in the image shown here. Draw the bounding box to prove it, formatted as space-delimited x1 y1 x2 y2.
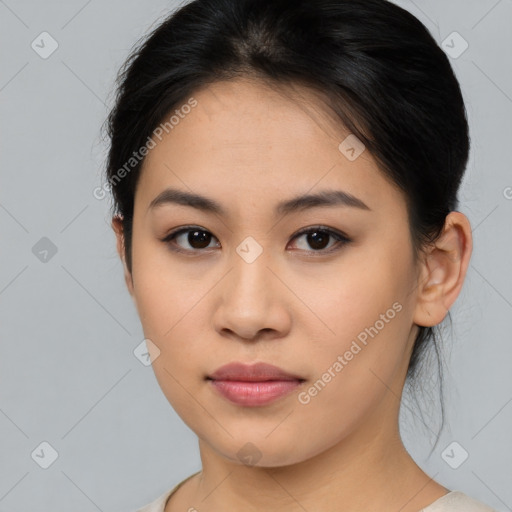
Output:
135 471 496 512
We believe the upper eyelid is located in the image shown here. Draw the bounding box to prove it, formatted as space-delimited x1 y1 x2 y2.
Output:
293 225 348 238
163 225 348 238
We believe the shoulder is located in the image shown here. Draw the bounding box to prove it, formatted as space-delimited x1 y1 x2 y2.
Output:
133 471 201 512
134 487 175 512
422 491 497 512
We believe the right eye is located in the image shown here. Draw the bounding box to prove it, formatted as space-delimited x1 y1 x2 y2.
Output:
161 226 220 254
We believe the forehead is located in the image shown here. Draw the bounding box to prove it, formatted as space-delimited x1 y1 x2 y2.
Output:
136 78 404 218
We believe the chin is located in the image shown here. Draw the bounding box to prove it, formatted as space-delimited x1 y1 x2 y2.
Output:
207 434 312 469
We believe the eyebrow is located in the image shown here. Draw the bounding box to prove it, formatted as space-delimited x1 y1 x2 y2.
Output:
148 187 371 216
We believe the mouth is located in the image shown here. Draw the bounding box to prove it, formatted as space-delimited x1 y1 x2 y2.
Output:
206 362 306 407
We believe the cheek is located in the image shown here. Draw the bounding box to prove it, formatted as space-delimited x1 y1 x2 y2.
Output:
133 272 210 383
297 247 415 397
130 237 213 364
131 233 199 334
295 246 412 346
135 273 209 422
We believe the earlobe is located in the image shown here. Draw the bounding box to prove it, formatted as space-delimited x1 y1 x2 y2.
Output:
111 215 135 297
413 211 472 327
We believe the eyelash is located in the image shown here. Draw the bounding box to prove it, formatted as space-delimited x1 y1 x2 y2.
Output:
160 225 351 256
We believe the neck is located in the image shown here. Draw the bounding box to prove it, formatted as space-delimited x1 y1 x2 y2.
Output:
180 395 447 512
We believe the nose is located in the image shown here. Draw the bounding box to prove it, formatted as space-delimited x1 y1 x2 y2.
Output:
212 247 292 342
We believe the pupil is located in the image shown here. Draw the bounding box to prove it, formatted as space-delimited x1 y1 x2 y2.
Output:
308 231 329 250
189 230 211 249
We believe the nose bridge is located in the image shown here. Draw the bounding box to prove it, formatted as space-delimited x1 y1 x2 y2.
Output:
228 236 273 306
213 236 289 340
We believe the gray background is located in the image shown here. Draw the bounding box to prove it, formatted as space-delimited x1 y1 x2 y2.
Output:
0 0 511 511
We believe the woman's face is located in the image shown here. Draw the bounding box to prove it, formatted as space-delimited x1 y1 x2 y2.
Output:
122 78 424 466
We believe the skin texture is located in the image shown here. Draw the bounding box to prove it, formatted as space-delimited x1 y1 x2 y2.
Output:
112 78 472 512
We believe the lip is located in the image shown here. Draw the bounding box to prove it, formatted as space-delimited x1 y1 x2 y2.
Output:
208 362 304 381
207 362 305 407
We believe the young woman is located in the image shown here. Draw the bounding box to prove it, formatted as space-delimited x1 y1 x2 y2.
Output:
103 0 495 510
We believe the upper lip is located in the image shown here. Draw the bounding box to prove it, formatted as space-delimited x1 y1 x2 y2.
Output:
207 362 304 382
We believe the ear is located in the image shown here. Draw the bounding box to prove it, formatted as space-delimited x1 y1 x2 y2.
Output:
111 215 135 297
413 211 473 327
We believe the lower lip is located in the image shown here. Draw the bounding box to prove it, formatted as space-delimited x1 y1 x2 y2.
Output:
208 379 303 406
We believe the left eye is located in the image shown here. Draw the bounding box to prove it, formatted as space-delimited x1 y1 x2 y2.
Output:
291 227 350 253
161 226 350 254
